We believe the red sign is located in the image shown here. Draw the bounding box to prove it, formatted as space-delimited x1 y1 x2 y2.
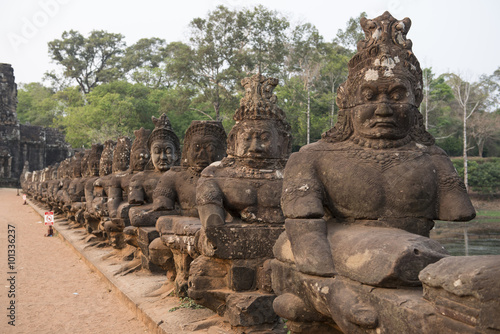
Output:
22 194 26 201
44 212 54 225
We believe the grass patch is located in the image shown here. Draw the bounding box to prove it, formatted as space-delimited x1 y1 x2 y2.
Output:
168 297 204 312
476 210 500 218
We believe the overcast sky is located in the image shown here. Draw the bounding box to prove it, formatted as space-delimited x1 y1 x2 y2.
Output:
1 0 499 85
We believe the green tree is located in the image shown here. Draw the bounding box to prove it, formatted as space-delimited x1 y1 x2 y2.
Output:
286 22 325 144
17 83 59 126
319 43 350 128
421 68 454 131
47 30 126 94
122 39 193 89
334 12 367 54
187 5 247 120
445 73 489 189
56 82 162 147
243 5 290 76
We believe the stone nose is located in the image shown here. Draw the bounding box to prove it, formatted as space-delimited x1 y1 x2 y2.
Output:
248 137 262 152
374 103 394 116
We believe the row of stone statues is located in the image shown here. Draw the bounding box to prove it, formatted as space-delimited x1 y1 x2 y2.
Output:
21 12 499 334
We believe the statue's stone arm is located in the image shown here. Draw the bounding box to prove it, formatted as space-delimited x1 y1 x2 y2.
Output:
281 152 335 276
431 148 476 221
107 180 124 218
128 173 145 205
196 177 225 228
84 179 95 213
281 152 325 219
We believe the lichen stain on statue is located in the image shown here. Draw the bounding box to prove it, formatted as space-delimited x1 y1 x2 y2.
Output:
271 12 498 334
188 74 291 329
148 120 227 296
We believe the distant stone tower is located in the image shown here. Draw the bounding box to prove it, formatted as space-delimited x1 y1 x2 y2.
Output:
0 63 72 187
0 63 21 185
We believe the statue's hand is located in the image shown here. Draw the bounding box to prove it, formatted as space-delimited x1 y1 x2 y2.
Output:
198 204 226 228
152 197 173 211
285 218 335 277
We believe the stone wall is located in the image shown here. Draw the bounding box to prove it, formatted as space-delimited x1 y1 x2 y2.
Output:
0 63 71 187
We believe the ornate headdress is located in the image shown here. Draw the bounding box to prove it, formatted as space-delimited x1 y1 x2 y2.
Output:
181 120 227 167
147 113 180 152
112 136 131 173
337 11 422 109
129 128 151 171
227 74 292 159
323 11 434 146
132 128 151 153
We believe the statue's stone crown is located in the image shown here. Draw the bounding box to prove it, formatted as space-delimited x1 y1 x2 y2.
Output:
147 113 180 152
233 74 287 123
337 11 423 109
132 128 151 152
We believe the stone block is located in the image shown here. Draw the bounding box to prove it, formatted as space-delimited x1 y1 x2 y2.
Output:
199 224 284 259
140 253 165 273
231 265 255 292
420 255 500 331
224 292 278 326
137 226 159 257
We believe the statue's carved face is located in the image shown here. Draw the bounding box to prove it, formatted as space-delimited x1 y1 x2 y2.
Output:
235 120 279 160
89 159 100 176
352 79 414 140
186 135 223 171
131 149 149 172
113 153 129 172
151 140 176 172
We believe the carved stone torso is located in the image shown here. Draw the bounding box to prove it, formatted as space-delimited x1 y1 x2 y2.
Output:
129 170 162 204
310 142 439 219
199 160 285 224
282 140 472 236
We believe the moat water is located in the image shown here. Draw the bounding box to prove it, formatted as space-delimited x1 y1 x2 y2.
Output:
431 220 500 256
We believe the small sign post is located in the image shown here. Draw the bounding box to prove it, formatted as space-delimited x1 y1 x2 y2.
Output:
44 212 54 226
22 194 27 205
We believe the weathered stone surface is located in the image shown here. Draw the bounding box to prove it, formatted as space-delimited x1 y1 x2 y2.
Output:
327 224 448 287
420 255 500 331
104 128 150 236
224 293 278 326
156 215 201 236
271 11 486 334
191 74 292 329
1 63 71 187
137 226 160 256
199 224 284 259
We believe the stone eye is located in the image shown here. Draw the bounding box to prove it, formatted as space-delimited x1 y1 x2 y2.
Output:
390 88 406 101
362 88 374 101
